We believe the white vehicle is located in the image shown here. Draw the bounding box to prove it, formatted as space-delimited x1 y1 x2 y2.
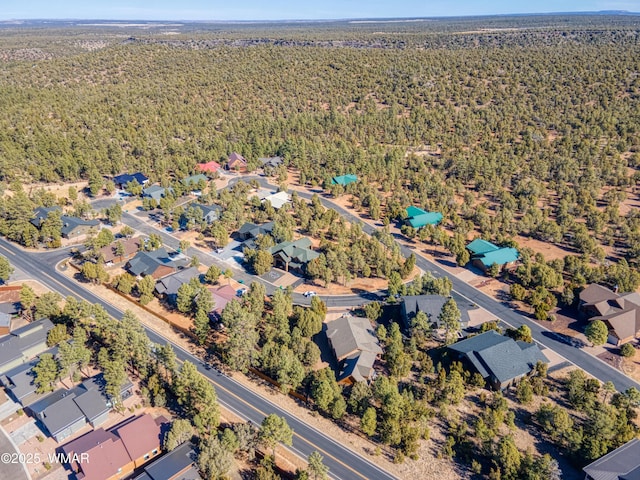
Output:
303 291 317 298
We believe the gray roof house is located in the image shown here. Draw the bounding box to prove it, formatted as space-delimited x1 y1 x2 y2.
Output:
60 215 100 239
155 267 201 305
448 330 548 390
127 248 181 279
0 346 58 405
133 441 202 480
30 206 62 228
237 222 275 241
27 373 133 443
400 294 490 334
190 203 222 224
259 156 283 169
143 185 172 202
583 437 640 480
0 319 54 375
326 315 383 385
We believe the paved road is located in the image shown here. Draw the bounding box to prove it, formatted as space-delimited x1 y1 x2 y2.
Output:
0 237 396 480
119 174 640 392
249 177 640 393
119 207 370 308
0 426 29 480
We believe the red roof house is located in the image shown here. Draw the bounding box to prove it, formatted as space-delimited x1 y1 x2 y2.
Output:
197 161 221 174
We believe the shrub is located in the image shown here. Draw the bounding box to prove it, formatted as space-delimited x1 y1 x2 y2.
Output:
621 343 635 358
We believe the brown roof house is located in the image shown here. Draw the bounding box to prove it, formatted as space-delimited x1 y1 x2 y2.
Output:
207 285 238 319
579 284 640 346
326 315 382 385
99 237 143 264
583 437 640 480
60 414 166 480
226 152 248 173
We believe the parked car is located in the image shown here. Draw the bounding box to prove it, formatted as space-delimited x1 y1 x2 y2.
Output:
303 291 317 298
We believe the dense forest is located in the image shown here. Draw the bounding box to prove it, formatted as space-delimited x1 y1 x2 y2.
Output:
1 17 640 274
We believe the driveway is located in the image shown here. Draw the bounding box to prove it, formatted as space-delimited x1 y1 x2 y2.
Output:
10 419 40 445
0 426 29 480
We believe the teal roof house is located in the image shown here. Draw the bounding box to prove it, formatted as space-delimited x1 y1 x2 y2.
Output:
405 206 443 228
331 174 358 186
466 238 519 272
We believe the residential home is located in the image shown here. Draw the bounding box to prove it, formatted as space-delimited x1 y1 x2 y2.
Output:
182 174 208 189
142 185 171 203
112 414 166 468
27 373 134 442
99 237 143 264
259 156 283 170
62 428 133 480
237 222 275 241
400 294 489 333
268 237 319 274
113 172 149 189
583 437 640 480
0 318 53 375
448 330 548 390
0 349 57 406
133 441 201 480
261 191 291 210
126 248 178 279
155 267 201 305
0 312 11 336
30 390 88 443
579 284 640 345
207 285 237 319
188 203 222 224
466 238 519 273
197 161 221 174
331 174 358 186
60 414 167 480
60 216 101 239
404 206 443 228
226 152 248 172
0 285 21 311
326 315 382 385
30 206 62 229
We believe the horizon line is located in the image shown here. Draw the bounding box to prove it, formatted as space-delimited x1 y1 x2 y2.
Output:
2 10 640 24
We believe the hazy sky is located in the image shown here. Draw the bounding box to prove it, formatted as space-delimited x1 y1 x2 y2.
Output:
2 0 638 21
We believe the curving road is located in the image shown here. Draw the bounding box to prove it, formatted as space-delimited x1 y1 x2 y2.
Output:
0 237 396 480
117 174 640 392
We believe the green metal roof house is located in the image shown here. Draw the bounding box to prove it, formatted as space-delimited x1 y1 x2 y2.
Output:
331 174 358 186
467 238 500 256
408 212 443 228
405 206 443 228
466 239 519 272
182 174 208 187
405 206 426 218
